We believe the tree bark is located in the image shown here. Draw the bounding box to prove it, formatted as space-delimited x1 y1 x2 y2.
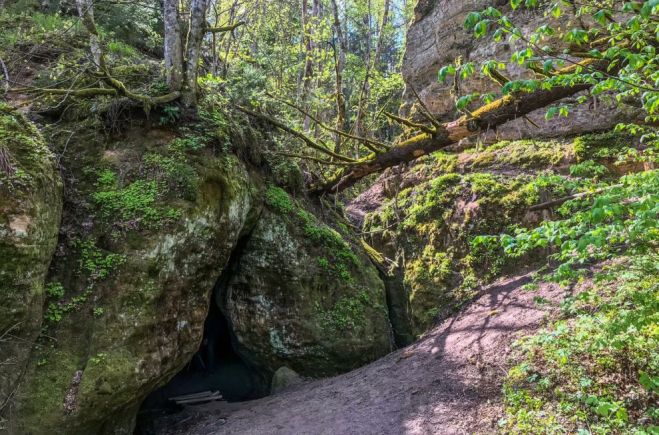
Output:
300 0 318 131
374 0 390 70
330 0 347 154
75 0 101 67
163 0 183 93
353 0 374 152
314 62 605 194
183 0 209 106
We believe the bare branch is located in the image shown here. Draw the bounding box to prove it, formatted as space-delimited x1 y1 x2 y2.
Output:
207 20 246 33
383 111 435 135
274 151 355 166
235 105 357 163
266 92 390 153
408 84 441 129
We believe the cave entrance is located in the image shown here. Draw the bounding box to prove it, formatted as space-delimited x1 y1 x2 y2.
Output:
136 273 267 433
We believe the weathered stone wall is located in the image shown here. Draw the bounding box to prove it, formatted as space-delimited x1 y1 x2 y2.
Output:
401 0 640 140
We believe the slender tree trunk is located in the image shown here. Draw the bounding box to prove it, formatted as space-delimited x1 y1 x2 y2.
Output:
75 0 101 67
301 0 312 130
354 0 373 155
374 0 390 70
220 0 239 78
330 0 347 155
183 0 209 106
163 0 183 93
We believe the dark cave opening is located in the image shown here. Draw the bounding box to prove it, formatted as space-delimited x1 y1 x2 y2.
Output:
135 256 267 434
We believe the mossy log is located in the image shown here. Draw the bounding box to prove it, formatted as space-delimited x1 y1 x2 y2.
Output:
314 60 608 194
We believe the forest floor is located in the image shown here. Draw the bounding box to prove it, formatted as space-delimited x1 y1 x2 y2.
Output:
156 268 582 435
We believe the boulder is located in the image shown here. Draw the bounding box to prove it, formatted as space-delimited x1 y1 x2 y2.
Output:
0 104 62 413
270 366 303 394
11 126 260 434
222 187 393 377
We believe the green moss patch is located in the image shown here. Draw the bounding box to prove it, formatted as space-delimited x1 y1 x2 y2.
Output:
0 103 53 192
91 169 181 229
363 168 580 334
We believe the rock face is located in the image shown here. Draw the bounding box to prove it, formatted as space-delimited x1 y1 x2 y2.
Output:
359 139 578 334
401 0 639 139
2 117 396 433
0 105 63 409
222 188 393 378
10 127 260 434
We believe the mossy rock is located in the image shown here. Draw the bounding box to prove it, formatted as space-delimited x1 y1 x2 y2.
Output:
0 104 62 414
363 170 557 334
223 188 393 377
573 131 632 161
12 125 260 434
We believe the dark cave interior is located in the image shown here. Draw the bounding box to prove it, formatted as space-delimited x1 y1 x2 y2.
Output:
135 288 266 434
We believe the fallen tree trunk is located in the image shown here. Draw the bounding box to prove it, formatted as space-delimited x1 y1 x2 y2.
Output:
313 60 606 194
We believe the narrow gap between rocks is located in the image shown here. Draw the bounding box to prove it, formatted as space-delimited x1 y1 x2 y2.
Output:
135 236 268 434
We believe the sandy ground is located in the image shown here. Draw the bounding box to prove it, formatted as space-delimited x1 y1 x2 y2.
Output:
158 270 569 435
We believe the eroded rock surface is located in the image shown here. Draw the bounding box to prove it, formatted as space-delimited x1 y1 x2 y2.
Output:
0 105 62 409
222 190 393 377
11 127 260 434
401 0 640 138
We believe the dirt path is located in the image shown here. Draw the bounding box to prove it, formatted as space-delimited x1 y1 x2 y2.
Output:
160 271 568 435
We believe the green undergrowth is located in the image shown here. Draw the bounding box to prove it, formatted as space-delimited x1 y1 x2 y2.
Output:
480 170 658 283
476 168 659 433
501 254 659 434
0 8 160 94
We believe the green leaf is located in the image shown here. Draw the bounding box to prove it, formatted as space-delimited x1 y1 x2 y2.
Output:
593 10 608 25
438 65 456 83
551 4 561 18
456 94 478 110
460 62 475 79
543 59 554 72
464 11 481 29
474 20 488 38
595 402 613 417
545 107 558 120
